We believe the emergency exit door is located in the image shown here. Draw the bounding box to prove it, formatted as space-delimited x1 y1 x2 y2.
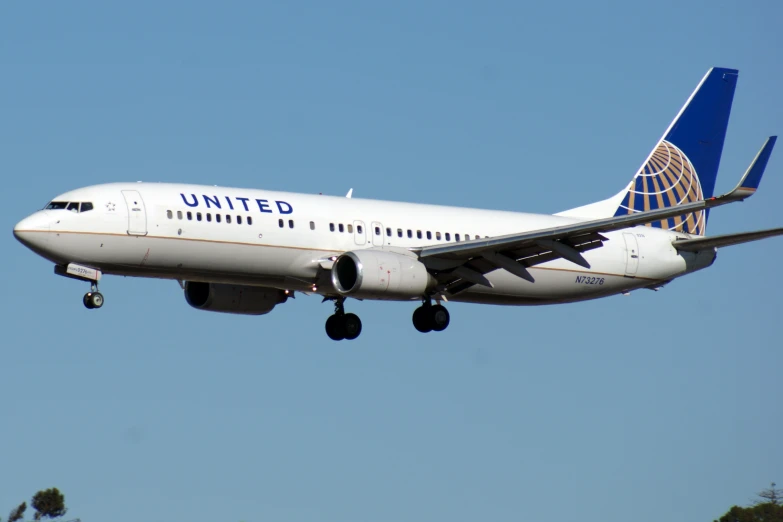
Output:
121 190 148 236
371 222 385 246
353 220 366 246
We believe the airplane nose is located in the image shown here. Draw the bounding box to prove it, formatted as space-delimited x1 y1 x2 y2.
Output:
14 211 51 249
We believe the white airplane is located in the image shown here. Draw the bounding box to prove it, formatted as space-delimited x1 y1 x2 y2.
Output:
13 67 782 340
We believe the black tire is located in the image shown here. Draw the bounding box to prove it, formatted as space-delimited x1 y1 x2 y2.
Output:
343 313 362 340
90 292 104 309
430 304 450 332
325 314 346 341
412 306 433 333
83 293 95 309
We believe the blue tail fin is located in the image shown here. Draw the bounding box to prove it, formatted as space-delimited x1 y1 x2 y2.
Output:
613 67 738 236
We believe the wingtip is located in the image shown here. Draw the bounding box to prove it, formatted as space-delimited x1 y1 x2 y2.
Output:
736 136 776 193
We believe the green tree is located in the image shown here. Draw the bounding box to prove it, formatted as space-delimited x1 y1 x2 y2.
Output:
715 483 783 522
7 502 26 522
30 488 67 521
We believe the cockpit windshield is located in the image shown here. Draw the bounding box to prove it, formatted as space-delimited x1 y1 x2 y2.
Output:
45 201 94 212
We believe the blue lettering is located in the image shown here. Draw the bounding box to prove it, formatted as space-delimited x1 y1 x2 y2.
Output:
224 196 234 210
276 200 293 214
203 195 221 209
256 199 272 213
180 193 199 207
236 197 250 211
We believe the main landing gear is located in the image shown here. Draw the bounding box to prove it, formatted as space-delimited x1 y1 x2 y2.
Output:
325 298 362 341
83 281 104 310
412 299 450 333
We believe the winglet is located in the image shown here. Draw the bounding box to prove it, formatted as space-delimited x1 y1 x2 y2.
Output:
727 136 777 199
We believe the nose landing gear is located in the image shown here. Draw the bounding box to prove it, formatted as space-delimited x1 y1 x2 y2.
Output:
325 298 362 341
412 299 450 333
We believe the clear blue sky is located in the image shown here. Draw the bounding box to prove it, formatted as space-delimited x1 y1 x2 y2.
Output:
1 2 781 521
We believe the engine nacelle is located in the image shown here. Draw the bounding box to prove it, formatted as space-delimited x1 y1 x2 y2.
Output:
184 282 287 315
331 250 435 300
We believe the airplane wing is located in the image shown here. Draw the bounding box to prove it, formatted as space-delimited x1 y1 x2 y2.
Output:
414 136 777 295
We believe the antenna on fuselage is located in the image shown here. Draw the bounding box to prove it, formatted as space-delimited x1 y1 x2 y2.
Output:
345 188 353 198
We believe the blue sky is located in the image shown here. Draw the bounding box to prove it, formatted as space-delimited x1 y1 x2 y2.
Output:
1 1 781 521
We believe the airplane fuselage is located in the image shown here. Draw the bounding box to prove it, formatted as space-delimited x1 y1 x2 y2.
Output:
14 182 715 306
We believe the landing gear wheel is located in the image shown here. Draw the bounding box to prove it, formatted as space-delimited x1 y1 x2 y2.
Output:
343 313 362 340
325 314 346 341
83 292 104 309
413 306 433 333
430 304 450 332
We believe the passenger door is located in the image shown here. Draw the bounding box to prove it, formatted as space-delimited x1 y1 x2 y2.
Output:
121 190 148 236
353 220 366 246
622 232 639 276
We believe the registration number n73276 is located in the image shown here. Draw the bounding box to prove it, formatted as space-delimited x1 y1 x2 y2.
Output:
575 276 604 285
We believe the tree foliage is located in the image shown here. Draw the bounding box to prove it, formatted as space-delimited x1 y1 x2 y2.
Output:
30 488 67 520
7 502 26 522
715 503 783 522
715 483 783 522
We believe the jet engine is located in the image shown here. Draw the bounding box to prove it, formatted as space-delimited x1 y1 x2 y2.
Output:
331 250 436 300
184 282 288 315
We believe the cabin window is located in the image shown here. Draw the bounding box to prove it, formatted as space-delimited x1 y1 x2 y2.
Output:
166 210 173 219
177 210 183 220
339 223 344 233
80 202 94 213
206 213 212 222
407 229 412 238
247 216 253 225
196 212 202 221
357 225 363 234
67 202 79 213
347 224 353 233
426 231 432 240
187 211 192 220
416 230 422 239
310 221 315 230
330 223 335 232
237 215 243 225
386 227 391 237
455 233 460 242
279 219 284 228
465 234 470 240
288 219 294 229
215 214 221 223
397 228 403 238
375 226 381 236
436 232 441 240
445 232 451 241
226 214 232 224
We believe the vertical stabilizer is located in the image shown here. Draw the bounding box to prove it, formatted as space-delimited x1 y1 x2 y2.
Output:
558 68 738 236
612 67 738 236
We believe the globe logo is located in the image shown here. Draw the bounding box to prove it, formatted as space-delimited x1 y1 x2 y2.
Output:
618 140 705 236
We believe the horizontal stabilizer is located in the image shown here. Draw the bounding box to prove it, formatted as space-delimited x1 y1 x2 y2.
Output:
673 227 783 252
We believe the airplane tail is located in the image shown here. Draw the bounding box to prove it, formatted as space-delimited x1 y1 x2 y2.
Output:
559 67 739 236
